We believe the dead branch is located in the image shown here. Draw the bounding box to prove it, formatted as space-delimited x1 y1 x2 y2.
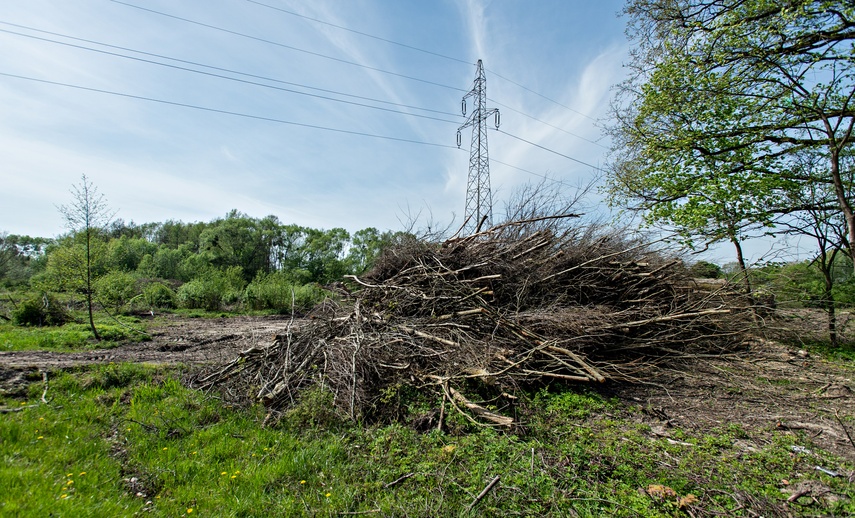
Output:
194 216 747 426
467 475 501 512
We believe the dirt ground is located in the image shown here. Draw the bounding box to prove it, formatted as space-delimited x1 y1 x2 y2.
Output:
1 310 853 464
0 313 296 369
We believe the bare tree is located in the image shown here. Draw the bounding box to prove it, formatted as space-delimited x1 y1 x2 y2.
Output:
57 174 115 341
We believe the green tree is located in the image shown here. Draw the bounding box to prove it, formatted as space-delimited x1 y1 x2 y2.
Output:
608 1 855 268
57 174 115 340
346 228 400 274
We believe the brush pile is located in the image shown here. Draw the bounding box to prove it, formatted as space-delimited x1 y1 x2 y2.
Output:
196 216 746 426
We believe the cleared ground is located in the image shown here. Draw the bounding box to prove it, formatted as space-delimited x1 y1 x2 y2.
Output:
1 311 852 466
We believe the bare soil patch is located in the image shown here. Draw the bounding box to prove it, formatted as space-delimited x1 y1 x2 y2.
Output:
0 313 298 369
613 336 855 464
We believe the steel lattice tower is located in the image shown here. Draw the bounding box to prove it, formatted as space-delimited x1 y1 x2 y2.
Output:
458 59 499 235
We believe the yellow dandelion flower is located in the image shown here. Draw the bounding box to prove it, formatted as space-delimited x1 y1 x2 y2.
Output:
191 451 197 455
230 475 237 479
39 417 44 421
60 494 68 499
234 470 240 474
162 447 168 451
66 473 72 477
37 436 43 440
325 492 331 498
20 402 26 406
300 480 306 485
79 472 86 476
221 471 227 476
66 480 74 485
187 508 193 514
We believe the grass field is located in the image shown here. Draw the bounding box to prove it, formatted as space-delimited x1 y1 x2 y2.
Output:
1 361 853 517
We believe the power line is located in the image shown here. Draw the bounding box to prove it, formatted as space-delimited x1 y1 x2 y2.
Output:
0 71 459 148
0 21 462 118
110 0 468 93
245 0 472 65
0 26 461 125
490 158 577 187
242 0 597 122
486 69 597 122
494 129 603 171
488 97 608 149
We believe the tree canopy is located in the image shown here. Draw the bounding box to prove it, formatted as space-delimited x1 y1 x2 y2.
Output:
607 0 855 265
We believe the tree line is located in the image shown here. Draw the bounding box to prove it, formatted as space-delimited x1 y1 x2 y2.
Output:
1 208 405 325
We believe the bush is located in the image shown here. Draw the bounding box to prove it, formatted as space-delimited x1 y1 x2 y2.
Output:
95 271 139 313
176 267 245 311
12 293 69 326
243 272 324 312
141 282 176 309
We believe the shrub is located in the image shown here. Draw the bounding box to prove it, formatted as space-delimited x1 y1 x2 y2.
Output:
95 271 139 313
243 272 324 312
12 293 69 326
141 282 176 309
176 267 245 311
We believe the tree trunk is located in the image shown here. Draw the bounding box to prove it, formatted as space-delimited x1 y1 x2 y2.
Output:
85 229 100 341
818 247 838 347
827 145 855 275
730 234 760 322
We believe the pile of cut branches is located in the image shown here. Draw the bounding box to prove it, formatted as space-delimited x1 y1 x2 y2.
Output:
195 217 747 427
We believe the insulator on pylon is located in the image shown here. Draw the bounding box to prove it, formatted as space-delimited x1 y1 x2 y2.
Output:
456 130 462 148
495 111 500 128
461 99 467 116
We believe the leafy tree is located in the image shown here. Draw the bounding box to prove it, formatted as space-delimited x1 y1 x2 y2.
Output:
301 227 350 283
0 233 50 287
608 1 855 268
347 228 402 274
107 235 158 272
57 174 115 340
688 260 723 279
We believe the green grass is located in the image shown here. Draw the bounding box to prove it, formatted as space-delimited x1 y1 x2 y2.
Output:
0 314 149 352
1 367 853 517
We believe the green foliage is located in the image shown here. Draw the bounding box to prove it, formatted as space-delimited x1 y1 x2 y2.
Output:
37 236 109 293
753 258 855 308
94 271 140 313
608 0 855 255
176 267 245 311
688 260 722 279
107 235 157 272
0 233 49 287
141 282 176 310
27 209 402 317
242 272 324 313
3 365 853 516
11 293 69 327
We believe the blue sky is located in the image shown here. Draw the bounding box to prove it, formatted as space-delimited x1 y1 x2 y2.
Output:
1 1 626 241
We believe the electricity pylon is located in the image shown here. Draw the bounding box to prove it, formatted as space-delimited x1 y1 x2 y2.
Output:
457 59 500 235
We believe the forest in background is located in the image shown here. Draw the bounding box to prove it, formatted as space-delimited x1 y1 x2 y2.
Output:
0 210 405 324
